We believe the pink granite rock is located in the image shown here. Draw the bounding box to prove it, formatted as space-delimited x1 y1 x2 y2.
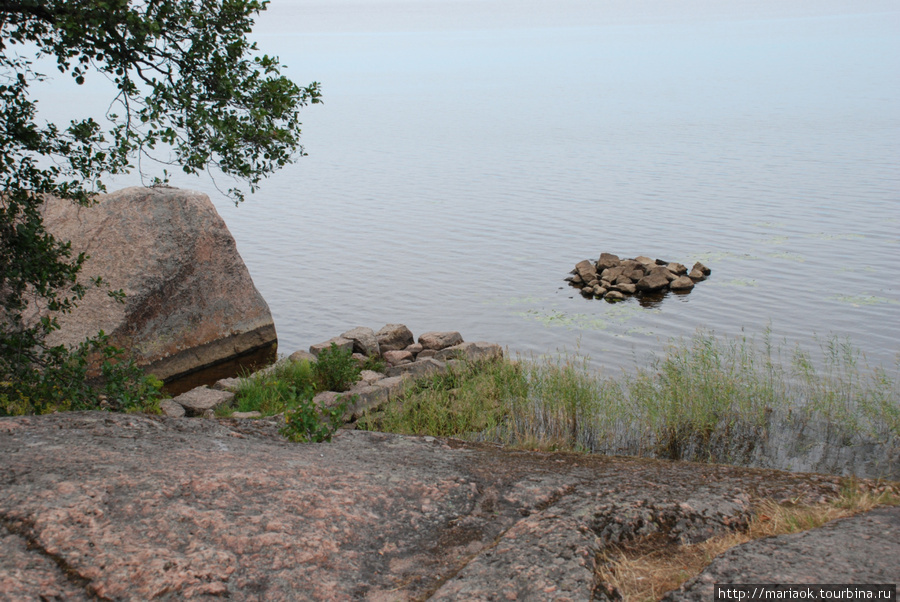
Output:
0 412 864 601
37 187 276 381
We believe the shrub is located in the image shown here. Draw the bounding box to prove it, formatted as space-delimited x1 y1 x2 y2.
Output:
314 343 360 392
0 331 164 416
280 394 350 443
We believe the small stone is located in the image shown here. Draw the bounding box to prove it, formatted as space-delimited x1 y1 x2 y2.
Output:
667 262 688 275
592 285 607 297
596 253 621 271
669 276 695 291
434 342 503 363
635 269 670 292
340 327 380 356
383 350 414 366
600 266 626 282
288 350 317 364
212 377 243 392
405 343 424 355
605 290 626 301
173 387 234 417
231 411 262 419
344 385 389 419
387 358 448 379
376 324 415 352
689 268 706 281
419 332 464 351
313 391 347 410
692 261 711 276
371 374 412 399
615 282 637 295
309 337 354 356
359 370 385 385
160 399 185 418
574 259 598 283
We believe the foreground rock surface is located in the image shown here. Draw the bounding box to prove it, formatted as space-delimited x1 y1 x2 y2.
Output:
1 412 892 601
38 187 276 381
664 507 900 601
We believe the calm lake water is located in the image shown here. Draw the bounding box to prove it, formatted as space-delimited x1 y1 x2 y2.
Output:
76 0 900 373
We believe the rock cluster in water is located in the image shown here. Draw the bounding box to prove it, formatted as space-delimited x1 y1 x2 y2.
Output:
566 253 711 301
161 325 502 421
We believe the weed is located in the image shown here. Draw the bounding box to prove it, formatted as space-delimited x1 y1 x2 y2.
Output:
280 394 350 443
361 354 387 373
314 343 360 392
227 351 358 443
231 359 317 416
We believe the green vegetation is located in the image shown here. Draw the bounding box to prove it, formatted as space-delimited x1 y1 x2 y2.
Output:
1 331 163 416
1 0 319 415
314 343 361 392
216 344 359 443
360 332 900 462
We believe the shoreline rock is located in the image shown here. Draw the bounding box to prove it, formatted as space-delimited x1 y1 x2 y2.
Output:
163 325 503 423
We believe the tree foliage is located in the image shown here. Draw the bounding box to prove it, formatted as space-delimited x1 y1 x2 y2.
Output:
0 0 320 414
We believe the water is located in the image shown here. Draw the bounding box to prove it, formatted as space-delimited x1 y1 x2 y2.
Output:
53 0 900 374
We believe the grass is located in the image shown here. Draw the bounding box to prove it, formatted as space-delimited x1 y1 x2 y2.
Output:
596 484 900 602
216 343 361 418
359 331 900 464
216 358 318 417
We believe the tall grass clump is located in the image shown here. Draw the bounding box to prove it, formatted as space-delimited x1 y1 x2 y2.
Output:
361 331 900 468
359 359 525 437
625 332 786 460
790 335 900 441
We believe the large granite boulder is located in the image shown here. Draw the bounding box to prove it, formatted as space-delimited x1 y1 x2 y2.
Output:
38 187 276 381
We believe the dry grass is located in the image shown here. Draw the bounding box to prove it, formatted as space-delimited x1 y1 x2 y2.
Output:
596 484 900 602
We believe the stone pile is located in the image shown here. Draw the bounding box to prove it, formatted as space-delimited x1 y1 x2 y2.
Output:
162 324 503 422
566 252 711 301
